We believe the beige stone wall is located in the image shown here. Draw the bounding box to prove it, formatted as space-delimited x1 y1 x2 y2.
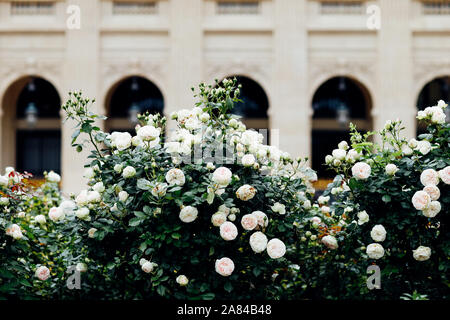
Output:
0 0 449 193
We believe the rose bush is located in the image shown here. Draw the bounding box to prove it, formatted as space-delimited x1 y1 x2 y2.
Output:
62 79 318 299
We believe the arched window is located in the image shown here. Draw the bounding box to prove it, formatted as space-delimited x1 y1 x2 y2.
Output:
1 76 61 177
311 76 372 179
222 75 269 142
417 76 450 134
105 76 164 133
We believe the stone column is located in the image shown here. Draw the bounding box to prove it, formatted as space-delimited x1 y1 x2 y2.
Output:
61 0 100 194
375 0 415 140
166 0 203 135
273 0 309 160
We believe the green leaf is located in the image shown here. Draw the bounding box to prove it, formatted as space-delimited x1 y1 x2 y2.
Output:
382 195 391 203
137 178 152 191
224 282 233 293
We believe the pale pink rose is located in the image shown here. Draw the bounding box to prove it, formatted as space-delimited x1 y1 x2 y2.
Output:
422 201 441 218
423 185 440 201
236 184 256 201
412 191 431 210
252 211 268 227
215 257 235 276
212 167 232 186
321 235 339 250
266 238 286 259
420 169 439 187
211 212 227 227
219 221 238 241
438 166 450 185
35 266 50 281
351 162 371 180
48 206 65 222
241 214 258 231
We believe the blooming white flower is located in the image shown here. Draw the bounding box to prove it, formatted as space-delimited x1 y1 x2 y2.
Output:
311 216 321 227
83 167 95 179
151 182 168 198
338 141 349 150
199 112 210 123
93 182 105 193
320 206 331 215
357 210 369 225
266 238 286 259
179 206 198 223
370 225 387 242
271 202 286 215
0 197 10 206
215 257 235 277
60 200 76 214
122 166 136 178
0 175 8 186
87 190 101 203
110 131 132 150
236 184 256 201
114 164 123 173
76 263 88 273
302 200 311 209
212 167 232 186
88 228 97 238
206 162 215 170
420 169 439 186
332 149 346 161
34 214 46 224
366 243 385 259
220 221 238 241
385 164 399 176
6 224 23 240
412 246 431 261
321 235 338 250
211 212 227 227
249 231 268 253
437 100 448 108
438 166 450 185
118 190 129 202
139 258 148 266
252 211 268 228
318 196 330 205
412 190 431 211
423 185 440 201
76 207 90 220
141 261 155 273
76 190 89 206
416 140 431 155
137 125 160 141
241 154 256 167
47 171 61 183
422 201 441 218
48 207 65 222
228 213 236 222
352 162 371 180
35 266 50 281
241 214 258 231
176 275 189 286
325 155 333 164
401 144 413 156
165 168 186 186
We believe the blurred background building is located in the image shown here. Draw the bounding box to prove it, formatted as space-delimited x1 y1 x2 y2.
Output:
0 0 449 193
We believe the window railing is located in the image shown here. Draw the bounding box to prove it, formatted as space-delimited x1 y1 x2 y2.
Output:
10 1 55 15
217 1 260 15
422 1 450 15
320 1 364 15
112 1 158 15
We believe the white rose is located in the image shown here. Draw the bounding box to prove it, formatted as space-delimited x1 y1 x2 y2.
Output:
416 140 431 155
35 266 50 281
431 108 446 124
357 210 369 225
266 238 286 259
176 275 189 286
179 206 198 223
370 224 387 242
303 200 311 209
111 132 132 150
438 166 450 185
47 171 61 183
93 182 105 193
412 190 431 210
211 212 227 227
321 235 338 250
241 154 256 167
118 191 129 202
215 257 235 277
151 182 168 197
423 185 440 201
228 213 236 221
385 164 399 176
76 207 90 220
88 228 97 238
220 221 238 241
137 125 160 141
241 214 258 231
249 231 268 253
83 167 95 179
408 138 418 148
252 211 268 228
165 168 186 186
422 201 441 218
141 261 155 273
206 162 215 170
311 216 322 227
332 149 347 161
212 167 232 186
60 200 76 214
318 196 330 205
0 197 10 206
236 184 256 201
34 214 46 224
199 112 210 123
366 243 385 259
75 190 89 206
139 258 148 266
114 164 123 173
412 246 431 261
325 155 333 164
338 141 349 150
76 263 88 273
48 207 65 222
437 100 448 108
122 166 136 178
321 206 331 214
420 169 439 186
0 175 8 186
271 202 286 215
401 144 413 156
352 162 371 180
87 190 101 203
